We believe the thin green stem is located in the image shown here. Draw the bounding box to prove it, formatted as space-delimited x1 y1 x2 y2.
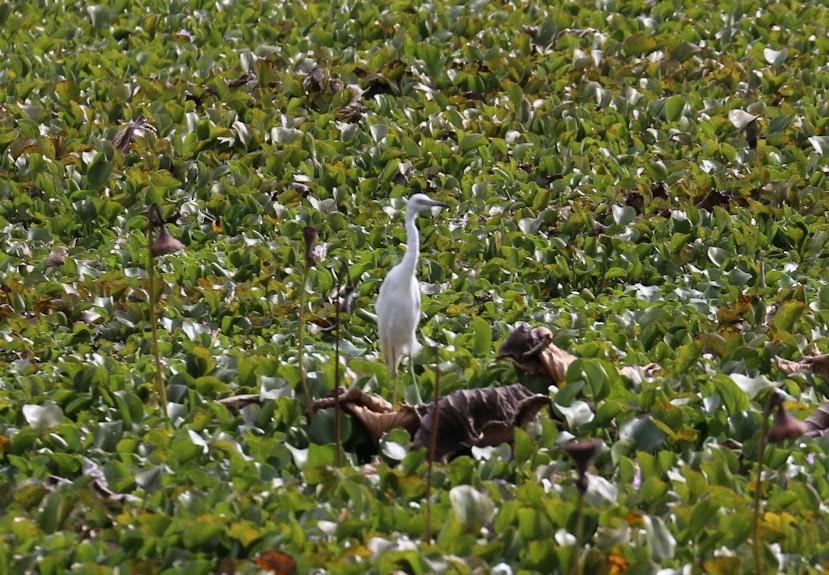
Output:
752 399 774 575
297 265 314 423
147 205 168 423
573 485 586 575
333 268 343 467
425 346 441 543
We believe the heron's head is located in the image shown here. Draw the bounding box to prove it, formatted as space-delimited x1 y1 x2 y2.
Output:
407 193 449 214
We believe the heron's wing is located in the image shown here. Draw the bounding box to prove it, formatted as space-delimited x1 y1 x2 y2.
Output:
408 276 423 357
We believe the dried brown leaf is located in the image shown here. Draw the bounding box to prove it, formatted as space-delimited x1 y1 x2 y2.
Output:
112 113 155 152
41 246 68 267
497 325 576 383
151 224 184 256
254 551 297 575
500 325 660 384
412 384 551 461
775 352 829 383
216 394 261 413
313 388 418 441
805 400 829 437
768 407 808 442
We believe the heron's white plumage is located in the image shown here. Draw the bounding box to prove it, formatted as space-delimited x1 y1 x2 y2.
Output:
376 261 422 376
375 194 448 399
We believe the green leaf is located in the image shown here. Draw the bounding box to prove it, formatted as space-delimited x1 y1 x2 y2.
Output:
93 420 124 452
471 314 492 357
87 155 113 189
37 492 65 533
773 300 807 333
307 443 337 467
459 133 488 154
449 485 496 531
644 515 676 561
768 115 792 133
664 95 685 122
809 136 829 156
512 427 535 463
712 375 749 413
622 33 657 56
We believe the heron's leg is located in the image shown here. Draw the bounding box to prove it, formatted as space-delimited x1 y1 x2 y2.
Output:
391 349 399 406
408 353 422 404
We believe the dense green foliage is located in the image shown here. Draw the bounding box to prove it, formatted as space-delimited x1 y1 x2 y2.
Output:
2 0 829 572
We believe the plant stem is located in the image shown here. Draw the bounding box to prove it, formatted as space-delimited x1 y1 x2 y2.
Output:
297 265 314 423
425 346 441 543
147 205 168 423
752 398 774 575
573 485 586 575
333 266 343 467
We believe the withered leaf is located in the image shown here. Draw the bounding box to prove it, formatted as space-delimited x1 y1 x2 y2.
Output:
314 387 419 441
650 181 669 199
775 352 829 383
805 401 829 437
765 392 807 443
254 550 297 575
216 393 261 413
41 246 68 267
112 113 155 152
313 384 549 461
338 94 367 122
227 72 257 88
497 325 576 384
151 224 184 256
499 325 660 384
412 384 551 461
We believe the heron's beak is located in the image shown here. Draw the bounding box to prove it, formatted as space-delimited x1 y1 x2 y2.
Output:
429 200 449 209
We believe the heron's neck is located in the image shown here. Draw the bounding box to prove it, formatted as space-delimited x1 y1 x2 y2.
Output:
399 209 420 277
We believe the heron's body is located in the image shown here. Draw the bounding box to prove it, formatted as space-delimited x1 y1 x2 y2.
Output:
376 244 422 376
375 194 447 403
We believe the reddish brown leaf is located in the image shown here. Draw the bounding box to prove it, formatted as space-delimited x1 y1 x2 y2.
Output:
498 324 660 383
254 551 297 575
608 552 630 574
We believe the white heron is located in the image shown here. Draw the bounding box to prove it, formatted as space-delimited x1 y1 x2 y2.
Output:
376 193 449 405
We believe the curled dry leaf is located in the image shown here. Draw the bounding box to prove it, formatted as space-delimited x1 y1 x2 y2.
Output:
216 393 261 413
497 325 575 383
563 438 603 476
302 226 317 267
412 384 551 461
112 113 156 152
254 550 297 575
314 387 419 441
805 401 829 437
775 352 829 383
563 438 603 493
313 384 550 461
499 325 660 384
41 246 68 267
766 393 808 443
151 224 184 256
